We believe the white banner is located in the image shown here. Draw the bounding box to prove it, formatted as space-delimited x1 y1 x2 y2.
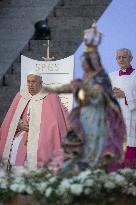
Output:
21 55 74 112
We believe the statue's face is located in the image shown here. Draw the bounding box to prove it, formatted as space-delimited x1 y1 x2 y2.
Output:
116 50 132 70
27 74 42 96
81 57 92 73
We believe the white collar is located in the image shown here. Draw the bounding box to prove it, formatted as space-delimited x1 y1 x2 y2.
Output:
20 86 48 101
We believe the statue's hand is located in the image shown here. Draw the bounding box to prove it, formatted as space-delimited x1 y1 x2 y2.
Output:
70 79 83 93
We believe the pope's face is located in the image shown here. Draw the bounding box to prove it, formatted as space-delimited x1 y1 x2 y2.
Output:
27 74 42 96
116 50 132 70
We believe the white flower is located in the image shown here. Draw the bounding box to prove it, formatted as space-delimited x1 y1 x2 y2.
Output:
69 178 74 183
93 169 105 175
98 175 108 183
133 171 136 177
0 171 8 189
25 186 33 194
0 180 8 189
120 168 133 175
13 176 25 184
10 184 19 192
60 179 71 189
58 179 71 195
77 170 91 183
49 176 57 183
109 172 117 179
128 186 136 196
70 184 83 195
12 166 28 177
37 182 48 193
10 183 26 193
114 174 126 186
0 170 6 178
61 179 71 188
84 188 91 195
108 172 127 187
104 181 116 189
85 179 94 187
45 187 52 197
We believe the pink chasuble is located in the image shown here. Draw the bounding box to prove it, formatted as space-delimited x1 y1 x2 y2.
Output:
0 89 68 169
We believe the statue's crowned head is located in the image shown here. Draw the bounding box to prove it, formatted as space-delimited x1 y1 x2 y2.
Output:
83 21 102 53
81 21 103 72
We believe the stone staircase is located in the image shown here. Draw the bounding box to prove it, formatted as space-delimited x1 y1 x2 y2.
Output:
0 0 59 124
0 0 111 125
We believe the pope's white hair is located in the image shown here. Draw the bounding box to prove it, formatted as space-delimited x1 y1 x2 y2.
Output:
36 75 42 82
27 72 42 81
116 48 133 58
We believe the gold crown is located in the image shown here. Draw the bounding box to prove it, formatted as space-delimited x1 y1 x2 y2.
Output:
83 21 102 53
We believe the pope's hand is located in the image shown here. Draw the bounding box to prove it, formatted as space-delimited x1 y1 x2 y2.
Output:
17 121 29 132
113 87 125 98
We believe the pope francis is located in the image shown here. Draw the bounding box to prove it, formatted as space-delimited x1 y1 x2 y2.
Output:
0 72 68 170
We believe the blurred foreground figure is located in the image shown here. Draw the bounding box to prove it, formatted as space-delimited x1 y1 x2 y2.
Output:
110 48 136 168
44 23 127 172
0 73 67 170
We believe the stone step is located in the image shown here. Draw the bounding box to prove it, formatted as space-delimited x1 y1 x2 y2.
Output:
22 49 74 61
20 46 74 60
0 0 10 8
11 62 21 70
28 36 82 48
0 6 54 20
48 17 92 29
55 5 109 17
0 0 59 8
0 18 31 35
64 0 111 6
23 48 78 59
1 66 21 85
50 32 84 43
21 38 82 58
9 63 21 74
0 87 20 125
50 50 75 57
22 46 79 60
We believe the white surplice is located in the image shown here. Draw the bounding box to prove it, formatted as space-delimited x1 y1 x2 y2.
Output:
109 70 136 147
10 101 31 166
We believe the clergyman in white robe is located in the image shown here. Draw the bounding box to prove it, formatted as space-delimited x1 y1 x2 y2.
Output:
110 48 136 168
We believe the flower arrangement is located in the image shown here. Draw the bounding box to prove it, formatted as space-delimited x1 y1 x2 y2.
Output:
0 167 136 205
